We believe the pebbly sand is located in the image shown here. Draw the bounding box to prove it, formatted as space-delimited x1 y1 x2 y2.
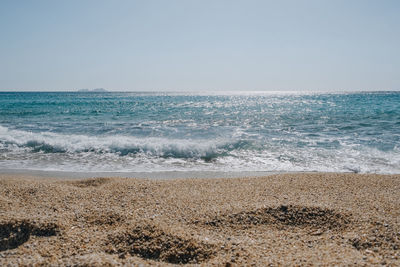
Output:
0 173 399 266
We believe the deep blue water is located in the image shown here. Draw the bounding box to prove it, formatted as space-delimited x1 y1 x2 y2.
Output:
0 91 399 173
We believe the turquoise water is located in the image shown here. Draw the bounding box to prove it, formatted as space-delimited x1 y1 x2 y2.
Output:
0 91 399 173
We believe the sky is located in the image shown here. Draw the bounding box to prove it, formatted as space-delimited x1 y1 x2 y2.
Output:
0 0 399 91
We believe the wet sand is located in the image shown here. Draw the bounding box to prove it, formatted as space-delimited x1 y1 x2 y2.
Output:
0 173 399 266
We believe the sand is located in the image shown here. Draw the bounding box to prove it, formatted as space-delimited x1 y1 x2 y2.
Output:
0 173 399 266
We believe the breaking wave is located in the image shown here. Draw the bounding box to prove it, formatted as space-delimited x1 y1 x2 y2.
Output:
1 125 399 174
0 125 247 160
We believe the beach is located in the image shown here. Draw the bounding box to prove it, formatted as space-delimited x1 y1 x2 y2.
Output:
0 173 399 266
2 0 400 265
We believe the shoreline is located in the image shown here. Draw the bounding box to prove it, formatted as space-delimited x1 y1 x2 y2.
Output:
0 169 281 179
0 168 371 180
0 172 399 265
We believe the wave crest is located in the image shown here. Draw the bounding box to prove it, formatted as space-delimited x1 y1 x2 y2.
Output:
0 125 246 160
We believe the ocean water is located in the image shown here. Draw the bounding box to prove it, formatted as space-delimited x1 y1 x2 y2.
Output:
0 91 399 174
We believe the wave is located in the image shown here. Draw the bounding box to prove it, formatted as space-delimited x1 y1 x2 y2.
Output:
0 125 248 160
1 125 399 174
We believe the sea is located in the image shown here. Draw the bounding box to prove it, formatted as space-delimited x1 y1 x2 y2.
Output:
0 91 399 176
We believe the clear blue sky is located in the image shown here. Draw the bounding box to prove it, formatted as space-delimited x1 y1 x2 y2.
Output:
0 0 399 91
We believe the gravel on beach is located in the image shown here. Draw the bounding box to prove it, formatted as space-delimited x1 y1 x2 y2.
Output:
0 173 399 266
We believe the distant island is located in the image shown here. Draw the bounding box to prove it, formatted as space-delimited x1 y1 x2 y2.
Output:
77 88 108 92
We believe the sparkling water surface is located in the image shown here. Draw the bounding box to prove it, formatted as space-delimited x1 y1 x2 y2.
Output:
0 91 399 174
